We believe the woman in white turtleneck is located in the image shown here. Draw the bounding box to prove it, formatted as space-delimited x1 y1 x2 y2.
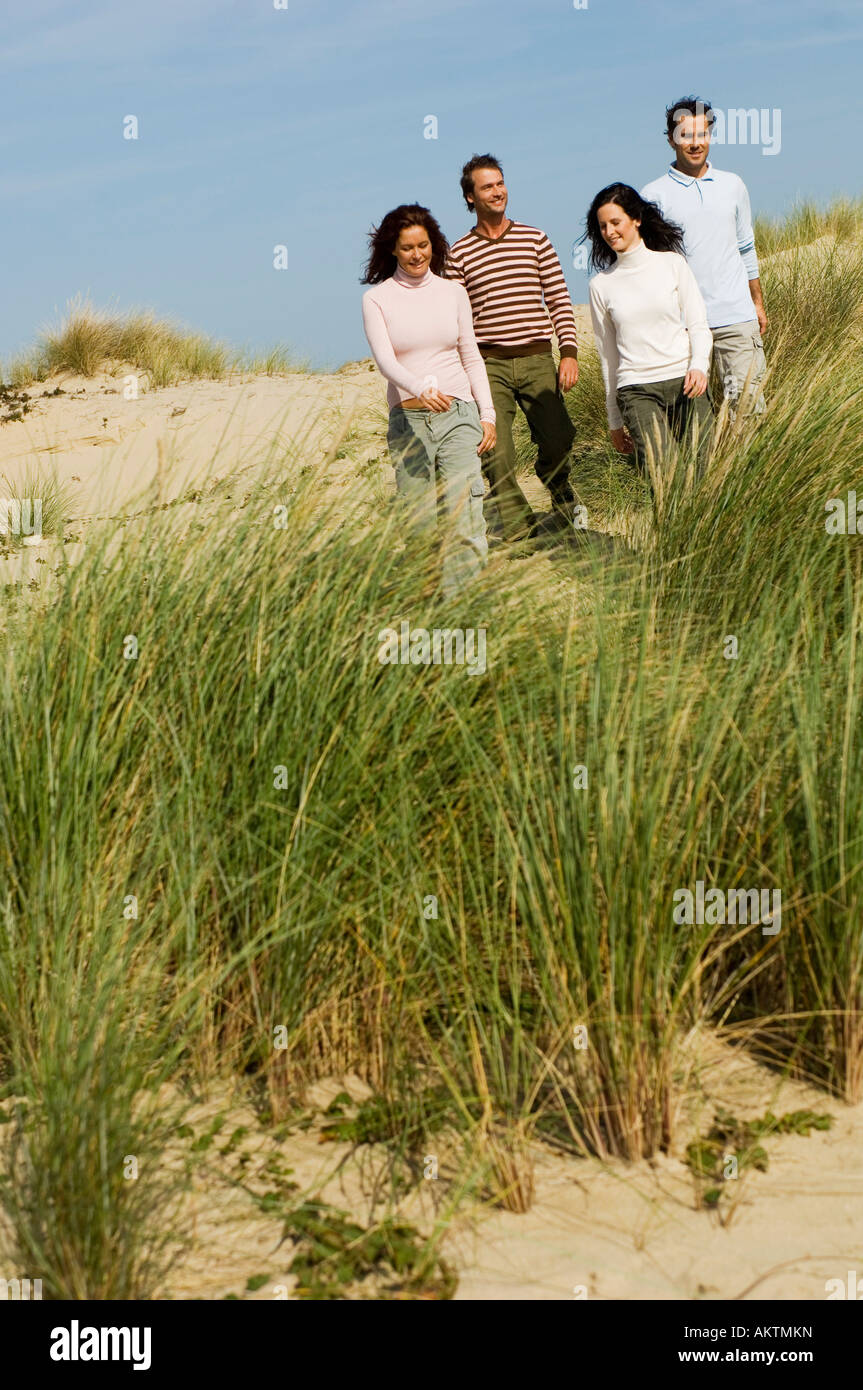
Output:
585 182 714 483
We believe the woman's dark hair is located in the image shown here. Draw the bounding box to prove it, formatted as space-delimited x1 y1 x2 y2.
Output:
581 183 685 272
361 204 449 284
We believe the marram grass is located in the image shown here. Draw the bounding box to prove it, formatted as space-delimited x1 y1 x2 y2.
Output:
2 297 304 390
0 205 861 1295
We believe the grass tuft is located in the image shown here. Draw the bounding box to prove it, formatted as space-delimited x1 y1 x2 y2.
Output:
3 297 311 389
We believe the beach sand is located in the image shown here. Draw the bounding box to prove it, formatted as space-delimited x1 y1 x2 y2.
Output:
102 1040 863 1302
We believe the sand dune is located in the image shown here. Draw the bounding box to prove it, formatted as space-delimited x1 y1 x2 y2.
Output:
3 302 859 1301
0 304 595 539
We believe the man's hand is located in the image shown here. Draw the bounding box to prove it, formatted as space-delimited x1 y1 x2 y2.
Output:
610 427 635 454
748 278 767 336
477 422 496 456
558 356 579 393
683 369 708 398
419 388 452 412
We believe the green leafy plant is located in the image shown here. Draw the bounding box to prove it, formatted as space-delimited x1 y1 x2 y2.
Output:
282 1201 456 1300
686 1108 833 1209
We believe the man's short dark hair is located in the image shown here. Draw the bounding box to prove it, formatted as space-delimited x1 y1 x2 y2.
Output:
460 154 503 211
665 96 715 140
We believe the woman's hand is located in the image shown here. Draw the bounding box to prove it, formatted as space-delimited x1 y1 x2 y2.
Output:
477 422 496 456
610 426 635 454
683 369 708 398
419 388 453 412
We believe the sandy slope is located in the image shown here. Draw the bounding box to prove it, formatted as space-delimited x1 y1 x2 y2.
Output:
0 305 595 559
1 1038 860 1301
105 1043 863 1302
0 361 383 521
448 1044 863 1302
0 352 595 602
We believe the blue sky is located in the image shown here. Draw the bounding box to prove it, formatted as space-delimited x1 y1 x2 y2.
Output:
2 0 861 370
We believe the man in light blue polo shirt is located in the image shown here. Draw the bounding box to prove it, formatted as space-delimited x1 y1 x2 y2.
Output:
642 95 768 417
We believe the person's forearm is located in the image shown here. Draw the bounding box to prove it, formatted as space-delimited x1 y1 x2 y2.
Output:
687 324 713 376
456 289 495 421
538 239 579 358
749 277 765 311
547 302 578 359
678 264 712 373
589 294 620 427
460 347 496 423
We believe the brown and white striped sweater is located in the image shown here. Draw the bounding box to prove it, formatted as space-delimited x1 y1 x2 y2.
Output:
443 220 579 359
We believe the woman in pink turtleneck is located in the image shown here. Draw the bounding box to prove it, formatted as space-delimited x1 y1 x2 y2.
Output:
361 203 496 597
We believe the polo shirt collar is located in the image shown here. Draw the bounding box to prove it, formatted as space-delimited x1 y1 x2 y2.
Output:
667 160 714 187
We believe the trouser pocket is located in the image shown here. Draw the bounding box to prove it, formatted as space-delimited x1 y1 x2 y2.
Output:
462 476 488 568
389 413 433 481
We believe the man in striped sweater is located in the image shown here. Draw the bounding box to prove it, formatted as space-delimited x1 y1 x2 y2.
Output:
444 154 579 541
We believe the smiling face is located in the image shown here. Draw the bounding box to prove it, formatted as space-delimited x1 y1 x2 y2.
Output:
468 166 508 219
394 224 433 276
668 111 711 176
597 202 641 255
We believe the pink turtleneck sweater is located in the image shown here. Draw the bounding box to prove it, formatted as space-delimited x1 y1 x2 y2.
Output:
362 266 495 423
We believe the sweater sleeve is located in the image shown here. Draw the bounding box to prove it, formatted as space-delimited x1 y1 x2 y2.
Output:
735 177 760 280
537 232 579 357
361 291 426 398
454 284 495 424
588 277 623 430
676 257 713 375
442 246 465 285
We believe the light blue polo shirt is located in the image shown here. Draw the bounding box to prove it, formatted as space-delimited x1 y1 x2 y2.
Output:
640 163 759 329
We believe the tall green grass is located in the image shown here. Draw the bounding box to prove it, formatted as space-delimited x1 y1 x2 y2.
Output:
2 298 305 389
0 205 861 1295
754 196 863 255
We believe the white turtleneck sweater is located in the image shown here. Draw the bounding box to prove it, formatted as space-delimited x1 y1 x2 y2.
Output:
588 241 712 429
362 266 495 423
